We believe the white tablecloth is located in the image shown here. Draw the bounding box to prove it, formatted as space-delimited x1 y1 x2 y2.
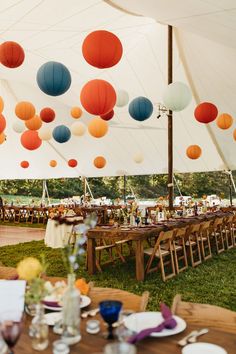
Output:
44 217 83 248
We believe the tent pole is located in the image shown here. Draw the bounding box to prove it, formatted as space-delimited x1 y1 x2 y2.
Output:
167 25 174 210
228 173 233 206
123 175 127 204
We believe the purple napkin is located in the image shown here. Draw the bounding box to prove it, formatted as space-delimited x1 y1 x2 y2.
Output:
127 303 177 344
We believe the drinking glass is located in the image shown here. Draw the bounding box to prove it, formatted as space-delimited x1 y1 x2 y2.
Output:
104 342 136 354
0 311 23 354
99 301 122 339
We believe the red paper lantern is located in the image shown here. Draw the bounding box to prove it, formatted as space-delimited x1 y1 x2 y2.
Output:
20 161 29 168
94 156 106 169
82 30 123 69
15 101 35 121
21 130 42 150
0 41 25 68
194 102 218 124
100 110 114 121
216 113 233 130
80 79 116 115
68 159 77 168
40 107 55 123
186 145 202 160
0 114 6 133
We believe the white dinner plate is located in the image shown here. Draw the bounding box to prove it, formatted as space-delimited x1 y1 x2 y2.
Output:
44 312 62 326
182 343 227 354
43 295 91 311
124 312 186 337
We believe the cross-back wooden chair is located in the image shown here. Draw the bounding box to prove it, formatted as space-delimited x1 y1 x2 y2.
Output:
172 227 188 274
185 223 202 267
144 229 176 281
223 215 234 249
210 217 225 254
199 220 212 261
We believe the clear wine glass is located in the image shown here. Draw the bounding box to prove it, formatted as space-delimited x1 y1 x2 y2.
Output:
99 301 122 339
0 311 23 354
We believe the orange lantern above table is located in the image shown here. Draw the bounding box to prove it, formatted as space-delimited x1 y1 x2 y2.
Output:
216 113 233 130
71 107 82 119
68 159 77 167
49 160 57 167
21 130 42 150
186 145 202 160
94 156 106 169
15 101 35 121
88 117 108 138
25 115 42 131
20 161 29 168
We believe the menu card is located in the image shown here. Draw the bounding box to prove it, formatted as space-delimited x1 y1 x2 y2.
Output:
0 280 26 316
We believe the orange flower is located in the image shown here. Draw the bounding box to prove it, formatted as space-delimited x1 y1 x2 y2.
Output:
75 278 89 295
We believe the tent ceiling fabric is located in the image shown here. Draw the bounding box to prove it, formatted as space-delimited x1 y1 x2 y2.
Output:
0 0 234 179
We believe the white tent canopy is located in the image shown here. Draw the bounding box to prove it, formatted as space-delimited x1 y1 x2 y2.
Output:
0 0 235 179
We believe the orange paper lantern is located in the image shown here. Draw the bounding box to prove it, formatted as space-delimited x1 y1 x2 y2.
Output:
100 110 114 121
25 115 42 131
194 102 218 124
0 114 6 133
0 97 4 113
20 160 29 168
15 101 35 121
94 156 106 169
0 133 6 144
71 107 82 119
21 130 42 150
216 113 233 130
88 117 108 138
233 129 236 141
0 41 25 68
80 79 116 116
68 159 77 167
186 145 202 160
82 30 123 69
40 107 55 123
49 160 57 167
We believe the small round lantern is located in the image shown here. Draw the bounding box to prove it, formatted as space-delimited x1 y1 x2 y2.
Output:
186 145 202 160
12 121 25 134
38 127 52 141
129 97 153 121
21 130 42 150
68 159 77 167
194 102 218 124
163 82 192 112
0 97 4 113
88 117 108 138
53 125 71 143
116 89 129 107
0 114 6 134
100 110 114 121
71 121 86 136
49 160 57 167
0 41 25 68
40 107 55 123
15 101 35 121
20 160 29 168
94 156 106 169
216 113 233 130
133 153 144 163
25 115 42 131
71 107 82 119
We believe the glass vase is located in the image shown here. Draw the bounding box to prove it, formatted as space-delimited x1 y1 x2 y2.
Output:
61 273 81 345
29 303 49 351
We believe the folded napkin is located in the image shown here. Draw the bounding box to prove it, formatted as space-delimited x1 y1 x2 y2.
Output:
127 303 177 344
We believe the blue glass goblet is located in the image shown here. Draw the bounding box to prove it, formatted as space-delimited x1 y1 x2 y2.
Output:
99 301 122 340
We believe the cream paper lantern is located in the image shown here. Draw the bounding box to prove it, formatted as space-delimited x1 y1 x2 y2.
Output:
133 153 144 163
12 120 25 133
38 127 52 141
163 82 192 112
116 89 129 107
71 121 86 136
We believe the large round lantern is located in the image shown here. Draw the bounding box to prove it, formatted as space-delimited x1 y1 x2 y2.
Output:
133 153 144 164
0 114 6 133
116 89 129 107
71 107 82 119
0 41 25 68
20 161 29 168
50 160 57 167
233 129 236 141
163 82 192 112
216 113 233 130
94 156 106 169
88 117 108 138
68 159 77 168
15 101 35 121
194 102 218 123
40 107 55 123
100 110 114 121
38 127 52 141
129 97 153 121
71 121 86 136
21 130 42 150
0 97 4 113
25 115 42 131
0 133 6 144
82 30 123 69
186 145 202 160
53 125 71 143
12 121 25 133
80 79 116 116
37 61 71 96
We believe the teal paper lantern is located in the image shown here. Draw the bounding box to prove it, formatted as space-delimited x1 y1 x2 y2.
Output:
37 61 71 96
129 97 153 121
53 125 71 143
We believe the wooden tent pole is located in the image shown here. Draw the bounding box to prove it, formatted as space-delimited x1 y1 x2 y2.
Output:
168 25 174 210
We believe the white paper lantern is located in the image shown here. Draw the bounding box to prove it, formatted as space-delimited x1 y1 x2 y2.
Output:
133 153 144 164
116 89 129 107
12 120 25 133
71 121 86 136
163 82 192 112
38 127 52 141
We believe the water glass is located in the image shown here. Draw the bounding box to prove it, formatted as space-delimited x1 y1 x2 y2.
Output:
104 342 136 354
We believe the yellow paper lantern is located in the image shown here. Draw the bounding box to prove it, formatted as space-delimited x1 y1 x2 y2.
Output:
88 117 108 138
71 121 86 136
38 127 52 141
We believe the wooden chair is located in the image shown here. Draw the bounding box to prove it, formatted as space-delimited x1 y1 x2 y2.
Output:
210 217 225 254
232 213 236 246
0 266 18 279
223 215 234 249
172 294 236 334
198 220 212 261
172 227 188 274
144 230 176 281
185 223 202 267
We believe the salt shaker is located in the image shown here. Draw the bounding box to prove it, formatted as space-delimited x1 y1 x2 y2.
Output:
86 320 100 334
53 340 70 354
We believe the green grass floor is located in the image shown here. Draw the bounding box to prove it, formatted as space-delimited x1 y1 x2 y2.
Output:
0 240 235 311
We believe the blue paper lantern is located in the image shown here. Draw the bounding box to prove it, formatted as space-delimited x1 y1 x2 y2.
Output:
37 61 71 96
128 96 153 121
53 125 71 143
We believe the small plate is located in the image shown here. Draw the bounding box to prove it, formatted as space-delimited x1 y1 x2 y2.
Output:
44 312 62 326
43 295 91 311
182 343 227 354
124 312 186 337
